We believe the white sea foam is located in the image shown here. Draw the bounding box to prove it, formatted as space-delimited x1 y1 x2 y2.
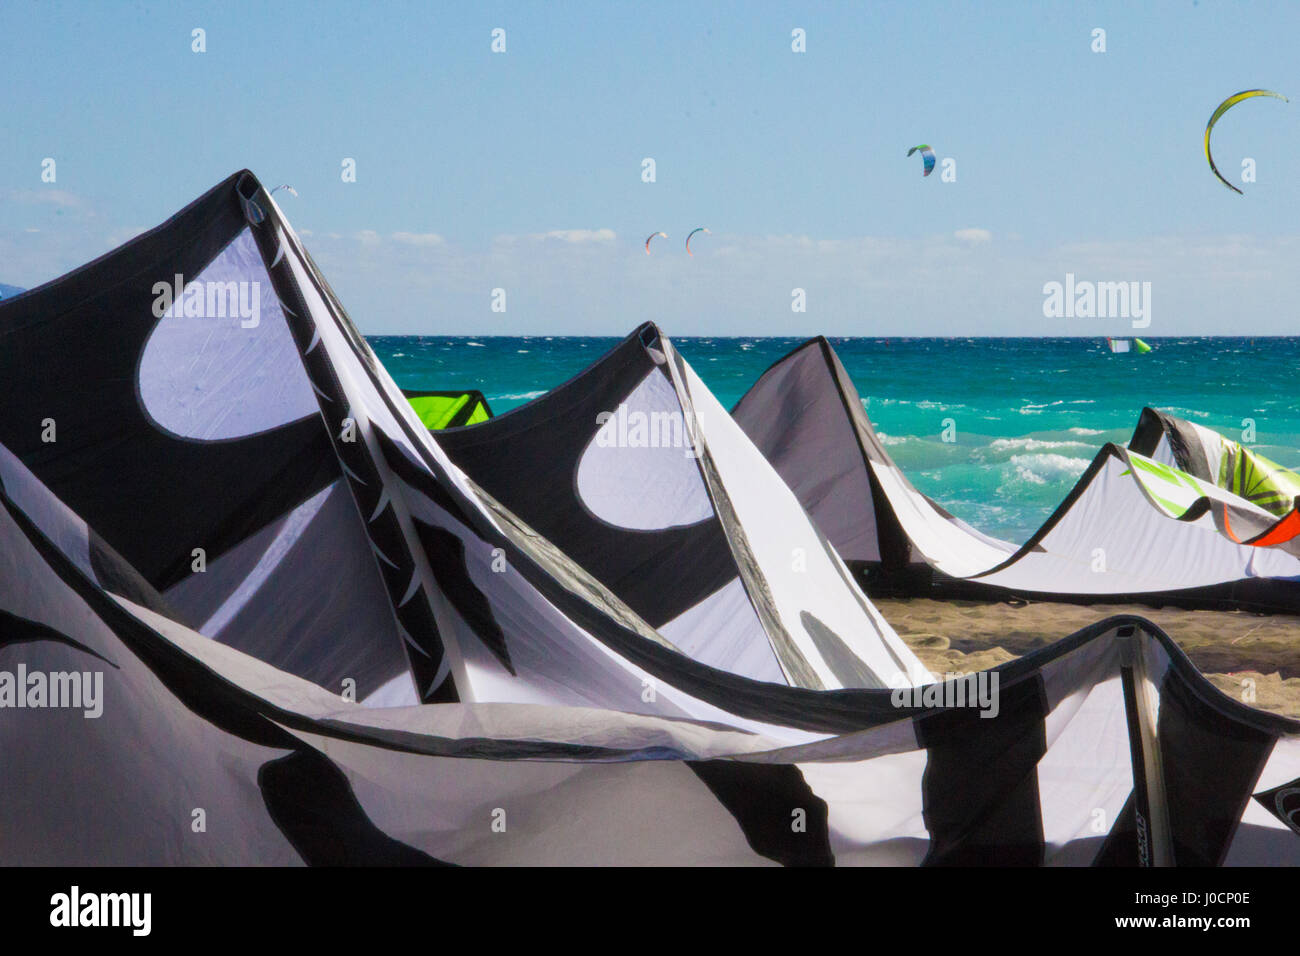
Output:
1004 453 1090 485
1018 400 1065 414
494 390 546 401
988 437 1091 453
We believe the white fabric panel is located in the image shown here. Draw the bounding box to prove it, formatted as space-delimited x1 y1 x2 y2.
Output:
657 577 787 685
296 730 775 865
1038 674 1132 865
1224 737 1300 866
199 482 334 633
873 463 1015 577
673 350 931 689
1188 421 1227 478
138 228 318 440
360 673 421 708
799 718 931 865
574 368 714 530
980 456 1300 594
1147 433 1175 466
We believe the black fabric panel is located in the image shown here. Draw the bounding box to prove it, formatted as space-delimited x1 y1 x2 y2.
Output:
822 341 917 573
1154 665 1277 866
259 750 451 866
688 760 834 866
730 338 884 566
0 171 336 589
87 529 177 618
917 674 1049 865
435 328 739 629
1252 776 1300 836
413 520 514 674
1127 407 1171 457
1091 792 1141 867
0 608 120 669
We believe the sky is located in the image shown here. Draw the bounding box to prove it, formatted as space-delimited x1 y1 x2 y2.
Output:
3 0 1300 335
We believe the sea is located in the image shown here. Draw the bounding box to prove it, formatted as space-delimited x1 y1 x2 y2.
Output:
367 335 1300 545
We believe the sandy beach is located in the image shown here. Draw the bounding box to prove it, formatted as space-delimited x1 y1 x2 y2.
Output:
882 597 1300 718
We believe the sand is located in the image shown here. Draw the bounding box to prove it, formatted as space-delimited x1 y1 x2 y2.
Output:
879 597 1300 719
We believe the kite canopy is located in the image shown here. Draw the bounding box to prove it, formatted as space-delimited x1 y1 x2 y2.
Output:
732 337 1300 612
435 322 930 690
1131 407 1300 520
685 227 710 256
644 231 667 255
1107 337 1151 354
403 389 493 429
907 144 936 177
1204 89 1288 194
3 174 1299 866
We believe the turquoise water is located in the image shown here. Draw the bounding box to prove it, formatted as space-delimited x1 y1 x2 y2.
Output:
368 336 1300 544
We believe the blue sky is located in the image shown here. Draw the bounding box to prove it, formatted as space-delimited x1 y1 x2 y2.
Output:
3 0 1300 335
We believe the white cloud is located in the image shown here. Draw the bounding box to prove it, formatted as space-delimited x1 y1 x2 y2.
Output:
392 231 446 246
497 228 617 244
954 228 992 242
7 188 87 210
355 229 381 245
540 228 616 243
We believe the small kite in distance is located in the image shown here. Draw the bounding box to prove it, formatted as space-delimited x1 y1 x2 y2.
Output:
685 227 711 256
907 145 936 177
645 231 668 254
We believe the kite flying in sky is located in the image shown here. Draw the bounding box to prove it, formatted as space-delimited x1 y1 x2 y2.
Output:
685 227 710 256
1204 89 1287 194
907 144 936 177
